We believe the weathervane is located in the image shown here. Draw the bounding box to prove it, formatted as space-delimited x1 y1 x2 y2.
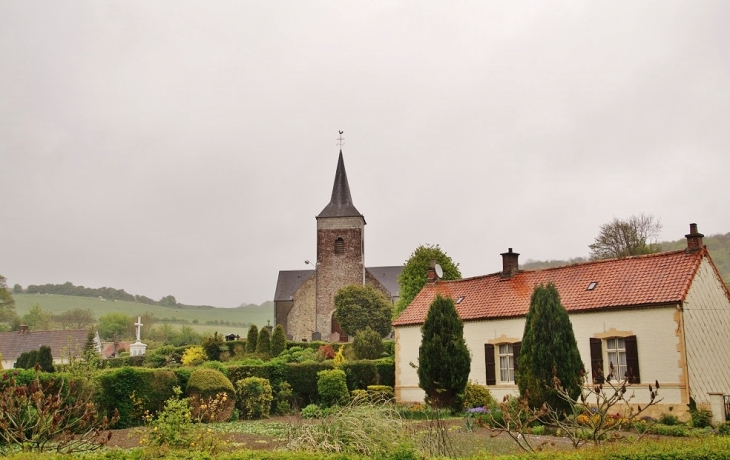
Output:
336 130 345 150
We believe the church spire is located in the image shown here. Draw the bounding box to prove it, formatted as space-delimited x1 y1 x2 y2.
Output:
317 150 363 219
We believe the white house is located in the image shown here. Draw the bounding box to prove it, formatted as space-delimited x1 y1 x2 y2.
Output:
393 224 730 417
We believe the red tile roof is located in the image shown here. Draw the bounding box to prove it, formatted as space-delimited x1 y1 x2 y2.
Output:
393 249 707 327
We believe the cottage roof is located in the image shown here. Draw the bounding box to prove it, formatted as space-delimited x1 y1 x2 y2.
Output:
393 249 708 327
0 329 89 360
317 151 364 219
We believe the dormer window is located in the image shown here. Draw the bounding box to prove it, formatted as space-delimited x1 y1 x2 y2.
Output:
335 238 344 255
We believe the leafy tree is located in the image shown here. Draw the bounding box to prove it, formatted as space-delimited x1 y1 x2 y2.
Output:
201 332 224 361
256 327 271 356
517 283 584 415
21 304 52 331
159 295 177 307
418 295 471 411
97 313 132 341
0 275 16 324
395 244 461 317
37 345 55 372
353 326 384 360
271 324 287 357
174 325 202 346
12 284 22 294
246 324 259 353
56 308 96 329
589 214 662 259
333 284 392 337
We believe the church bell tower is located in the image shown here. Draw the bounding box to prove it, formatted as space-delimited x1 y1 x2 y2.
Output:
314 150 365 341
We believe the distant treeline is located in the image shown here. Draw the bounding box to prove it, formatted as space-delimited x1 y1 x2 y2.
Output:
522 232 730 288
23 282 183 308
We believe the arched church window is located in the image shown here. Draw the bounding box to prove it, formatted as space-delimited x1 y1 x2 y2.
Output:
335 237 344 254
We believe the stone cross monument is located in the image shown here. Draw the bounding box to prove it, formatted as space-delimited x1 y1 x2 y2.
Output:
129 315 147 356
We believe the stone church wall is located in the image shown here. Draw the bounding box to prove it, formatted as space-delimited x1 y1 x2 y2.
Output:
287 275 316 342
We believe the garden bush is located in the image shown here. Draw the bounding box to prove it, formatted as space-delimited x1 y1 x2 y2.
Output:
463 380 495 410
352 327 384 360
317 369 349 407
375 358 395 387
366 385 394 400
342 360 378 391
658 412 682 426
235 377 274 419
287 362 333 406
271 325 287 358
186 368 236 422
181 346 207 366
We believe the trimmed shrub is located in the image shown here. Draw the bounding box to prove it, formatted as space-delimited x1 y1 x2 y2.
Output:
317 369 349 407
375 358 395 388
353 327 384 360
256 327 272 356
287 362 333 406
317 344 336 360
186 368 236 422
367 385 394 400
246 324 258 353
463 381 495 410
342 360 378 391
201 332 225 361
236 377 274 419
382 340 395 358
271 324 287 357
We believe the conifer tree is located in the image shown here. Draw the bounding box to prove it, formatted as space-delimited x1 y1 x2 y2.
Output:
37 345 55 372
246 324 259 353
271 324 287 357
417 295 471 411
256 326 271 357
517 283 584 414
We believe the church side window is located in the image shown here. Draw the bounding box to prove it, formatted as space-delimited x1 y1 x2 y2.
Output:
335 237 344 255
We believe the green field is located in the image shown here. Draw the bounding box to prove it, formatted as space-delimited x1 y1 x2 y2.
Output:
13 294 274 337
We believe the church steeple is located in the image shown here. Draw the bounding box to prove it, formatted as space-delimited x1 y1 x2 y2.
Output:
317 150 363 219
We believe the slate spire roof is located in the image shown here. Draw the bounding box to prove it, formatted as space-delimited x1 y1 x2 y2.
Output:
317 150 363 219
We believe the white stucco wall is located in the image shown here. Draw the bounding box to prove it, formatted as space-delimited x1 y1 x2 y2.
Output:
396 306 684 409
683 257 730 405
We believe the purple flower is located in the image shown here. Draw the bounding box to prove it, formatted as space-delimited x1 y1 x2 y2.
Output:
467 406 489 413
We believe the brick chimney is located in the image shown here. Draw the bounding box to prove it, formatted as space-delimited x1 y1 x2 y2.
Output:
501 248 520 278
685 223 704 253
426 259 438 283
19 324 29 334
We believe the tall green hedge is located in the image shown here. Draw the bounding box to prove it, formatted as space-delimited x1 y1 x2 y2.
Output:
341 360 378 391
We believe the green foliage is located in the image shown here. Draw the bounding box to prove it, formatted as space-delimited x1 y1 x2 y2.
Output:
342 360 379 391
395 244 461 317
658 412 682 426
517 283 584 414
273 381 294 415
21 304 52 330
333 284 393 337
271 324 287 357
648 423 691 437
95 367 178 428
181 346 207 366
143 387 191 448
463 381 495 410
375 358 396 387
272 346 319 363
37 345 55 372
286 400 415 458
0 275 16 325
201 332 224 361
353 326 384 360
246 324 259 353
56 308 96 330
98 312 132 341
0 371 118 454
235 377 273 419
15 349 39 370
256 326 271 356
186 368 235 399
718 421 730 436
317 369 349 407
690 407 712 428
366 385 394 400
589 213 662 259
417 295 471 411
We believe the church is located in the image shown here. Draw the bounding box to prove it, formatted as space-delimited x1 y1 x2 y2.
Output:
273 150 402 342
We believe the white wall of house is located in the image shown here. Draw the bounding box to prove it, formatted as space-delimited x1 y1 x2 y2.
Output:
683 258 730 405
396 306 684 411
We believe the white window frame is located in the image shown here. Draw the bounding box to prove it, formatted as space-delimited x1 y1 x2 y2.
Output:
606 337 627 381
498 343 515 383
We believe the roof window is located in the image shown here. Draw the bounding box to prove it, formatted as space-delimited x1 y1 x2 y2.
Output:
455 296 465 304
587 281 598 291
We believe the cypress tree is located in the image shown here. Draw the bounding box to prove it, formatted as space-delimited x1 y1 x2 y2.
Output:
37 345 55 372
246 324 259 353
256 326 271 357
517 283 584 414
417 295 471 411
271 324 287 357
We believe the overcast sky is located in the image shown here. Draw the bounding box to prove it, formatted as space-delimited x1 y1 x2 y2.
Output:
2 1 728 308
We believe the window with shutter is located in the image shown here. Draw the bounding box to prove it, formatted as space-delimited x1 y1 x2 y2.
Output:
590 338 605 384
335 238 344 254
624 335 640 384
484 344 496 385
